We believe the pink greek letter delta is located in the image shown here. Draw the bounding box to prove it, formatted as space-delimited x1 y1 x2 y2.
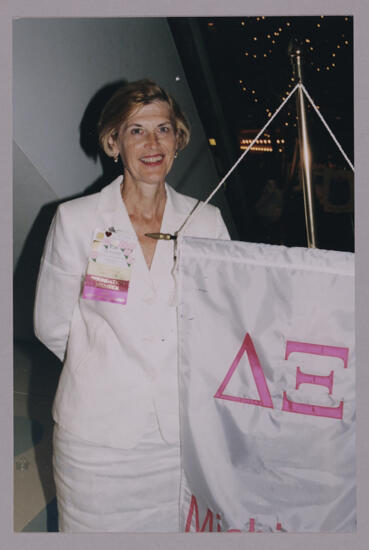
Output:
185 494 283 532
214 333 273 408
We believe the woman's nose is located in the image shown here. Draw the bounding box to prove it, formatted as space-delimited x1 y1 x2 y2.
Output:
145 130 159 146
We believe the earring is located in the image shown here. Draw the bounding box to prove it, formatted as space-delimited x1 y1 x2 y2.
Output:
174 151 178 159
113 155 119 163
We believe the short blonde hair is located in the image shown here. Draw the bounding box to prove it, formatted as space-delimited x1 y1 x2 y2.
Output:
98 79 191 157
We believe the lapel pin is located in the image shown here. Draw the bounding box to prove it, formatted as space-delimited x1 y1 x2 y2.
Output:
145 232 177 241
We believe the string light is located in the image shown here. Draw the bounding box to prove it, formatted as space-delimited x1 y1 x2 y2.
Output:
240 137 273 153
231 15 351 151
240 139 272 145
240 145 273 152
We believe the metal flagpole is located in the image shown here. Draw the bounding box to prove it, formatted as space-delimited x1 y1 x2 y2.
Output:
171 42 352 245
289 39 317 249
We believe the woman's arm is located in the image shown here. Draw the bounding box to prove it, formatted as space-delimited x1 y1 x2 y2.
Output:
34 204 85 361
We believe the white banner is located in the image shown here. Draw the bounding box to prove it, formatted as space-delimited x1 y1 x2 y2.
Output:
177 237 355 533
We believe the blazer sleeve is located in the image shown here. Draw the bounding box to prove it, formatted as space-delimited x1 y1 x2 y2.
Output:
34 204 86 362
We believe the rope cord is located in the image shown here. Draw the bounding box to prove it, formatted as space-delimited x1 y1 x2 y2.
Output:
300 83 355 173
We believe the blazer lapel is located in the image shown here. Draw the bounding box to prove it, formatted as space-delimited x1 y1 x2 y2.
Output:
96 175 155 297
149 184 197 297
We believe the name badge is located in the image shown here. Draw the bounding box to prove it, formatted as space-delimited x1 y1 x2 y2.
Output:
82 228 136 305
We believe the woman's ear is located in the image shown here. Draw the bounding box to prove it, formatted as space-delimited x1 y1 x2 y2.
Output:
107 132 119 158
174 130 180 153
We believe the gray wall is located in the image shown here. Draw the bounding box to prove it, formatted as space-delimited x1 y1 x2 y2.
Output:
13 18 233 340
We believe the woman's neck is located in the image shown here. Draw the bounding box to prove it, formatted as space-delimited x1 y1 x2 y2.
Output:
121 178 167 222
120 176 167 270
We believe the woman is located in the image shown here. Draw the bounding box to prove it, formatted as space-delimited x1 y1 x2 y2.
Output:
34 79 229 532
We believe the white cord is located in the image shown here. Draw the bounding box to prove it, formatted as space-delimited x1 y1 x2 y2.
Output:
300 83 355 173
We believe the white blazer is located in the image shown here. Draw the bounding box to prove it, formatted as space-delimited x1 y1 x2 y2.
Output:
34 175 230 449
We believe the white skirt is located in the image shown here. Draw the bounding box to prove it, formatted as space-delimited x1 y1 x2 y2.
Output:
53 414 181 532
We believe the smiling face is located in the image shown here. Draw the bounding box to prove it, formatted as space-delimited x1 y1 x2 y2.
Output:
109 100 178 189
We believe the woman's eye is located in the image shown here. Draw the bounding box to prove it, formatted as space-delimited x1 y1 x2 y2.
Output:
130 128 142 135
159 126 170 133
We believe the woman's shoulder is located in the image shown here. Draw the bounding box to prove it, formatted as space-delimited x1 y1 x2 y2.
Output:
58 191 98 216
166 184 219 215
166 184 229 239
57 176 122 221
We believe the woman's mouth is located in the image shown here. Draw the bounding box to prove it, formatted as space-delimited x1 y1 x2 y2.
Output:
140 154 164 166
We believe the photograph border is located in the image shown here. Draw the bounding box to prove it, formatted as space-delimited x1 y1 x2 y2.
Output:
3 0 369 548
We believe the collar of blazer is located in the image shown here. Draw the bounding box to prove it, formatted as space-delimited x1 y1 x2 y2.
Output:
96 174 200 238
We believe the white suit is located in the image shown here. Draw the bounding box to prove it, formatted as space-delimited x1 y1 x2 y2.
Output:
34 175 230 450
